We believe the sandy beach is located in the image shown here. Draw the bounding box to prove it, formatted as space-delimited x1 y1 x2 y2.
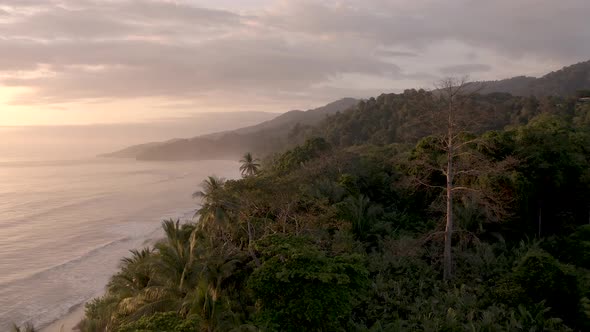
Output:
40 304 85 332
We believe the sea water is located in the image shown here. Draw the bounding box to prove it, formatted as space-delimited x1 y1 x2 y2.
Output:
0 157 240 329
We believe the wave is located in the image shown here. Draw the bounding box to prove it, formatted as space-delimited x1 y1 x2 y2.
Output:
3 206 196 286
2 206 195 288
1 206 198 331
0 193 112 230
37 300 87 331
0 158 116 168
0 236 132 288
150 171 195 184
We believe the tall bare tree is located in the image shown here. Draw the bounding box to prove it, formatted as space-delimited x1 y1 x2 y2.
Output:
409 78 516 280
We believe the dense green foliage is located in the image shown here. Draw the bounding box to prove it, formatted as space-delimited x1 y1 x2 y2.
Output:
248 235 368 331
80 91 590 331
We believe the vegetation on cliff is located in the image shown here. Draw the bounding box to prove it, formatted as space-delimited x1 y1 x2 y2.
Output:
78 85 590 331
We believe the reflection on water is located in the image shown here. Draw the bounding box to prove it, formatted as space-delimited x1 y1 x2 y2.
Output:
0 158 240 329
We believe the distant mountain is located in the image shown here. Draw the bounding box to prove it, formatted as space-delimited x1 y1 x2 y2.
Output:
104 60 590 161
103 98 358 160
478 60 590 97
204 98 357 139
99 140 181 158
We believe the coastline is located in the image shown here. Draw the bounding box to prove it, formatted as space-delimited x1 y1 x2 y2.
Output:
40 304 85 332
37 208 199 331
1 159 241 331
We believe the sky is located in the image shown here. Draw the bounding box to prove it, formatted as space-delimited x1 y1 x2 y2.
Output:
0 0 589 125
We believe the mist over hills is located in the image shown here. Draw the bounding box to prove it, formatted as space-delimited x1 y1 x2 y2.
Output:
478 60 590 96
104 60 590 161
102 98 358 160
0 111 277 162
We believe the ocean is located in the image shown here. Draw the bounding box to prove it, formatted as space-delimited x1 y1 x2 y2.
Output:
0 157 241 330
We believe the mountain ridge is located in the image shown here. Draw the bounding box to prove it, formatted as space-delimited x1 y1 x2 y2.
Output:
103 60 590 161
102 98 358 160
478 60 590 96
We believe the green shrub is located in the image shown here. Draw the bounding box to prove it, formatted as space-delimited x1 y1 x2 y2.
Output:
509 249 580 324
248 235 368 331
117 312 201 332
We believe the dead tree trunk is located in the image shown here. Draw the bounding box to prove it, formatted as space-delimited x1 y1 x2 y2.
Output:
409 77 514 280
443 94 454 280
444 161 454 279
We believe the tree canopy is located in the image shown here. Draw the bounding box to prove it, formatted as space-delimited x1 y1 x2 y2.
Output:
78 88 590 331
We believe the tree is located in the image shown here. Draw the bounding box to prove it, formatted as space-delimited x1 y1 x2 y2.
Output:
192 176 231 233
337 194 382 240
410 78 516 279
11 323 36 332
107 248 154 299
239 152 260 177
193 176 226 203
117 312 200 332
248 235 368 331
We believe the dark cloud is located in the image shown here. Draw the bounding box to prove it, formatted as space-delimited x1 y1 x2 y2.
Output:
0 0 588 107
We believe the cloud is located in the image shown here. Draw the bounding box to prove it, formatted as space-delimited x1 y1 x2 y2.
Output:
0 0 588 109
439 64 492 76
1 1 244 39
1 36 399 104
375 50 419 58
263 0 590 60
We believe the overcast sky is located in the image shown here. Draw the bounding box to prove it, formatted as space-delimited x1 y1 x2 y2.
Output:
0 0 588 125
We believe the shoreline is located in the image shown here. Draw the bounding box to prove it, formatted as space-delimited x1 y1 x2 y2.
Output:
37 211 197 331
2 159 240 331
40 304 85 332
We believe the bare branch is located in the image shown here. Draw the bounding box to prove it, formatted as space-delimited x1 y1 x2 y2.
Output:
451 186 480 192
415 177 446 190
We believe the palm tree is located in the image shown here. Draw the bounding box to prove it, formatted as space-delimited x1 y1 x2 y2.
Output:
11 323 36 332
111 221 202 322
192 176 233 234
193 176 226 203
239 153 260 177
108 248 154 297
338 195 383 239
183 245 244 332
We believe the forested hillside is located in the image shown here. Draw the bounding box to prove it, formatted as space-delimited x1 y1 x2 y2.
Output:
282 89 584 152
75 83 590 331
478 60 590 97
104 60 590 162
103 98 357 160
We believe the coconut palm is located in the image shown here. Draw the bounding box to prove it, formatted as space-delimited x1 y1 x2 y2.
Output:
154 220 199 291
193 176 236 237
193 176 227 221
193 176 226 203
183 245 245 331
11 323 36 332
108 221 201 323
239 152 260 177
107 248 154 297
